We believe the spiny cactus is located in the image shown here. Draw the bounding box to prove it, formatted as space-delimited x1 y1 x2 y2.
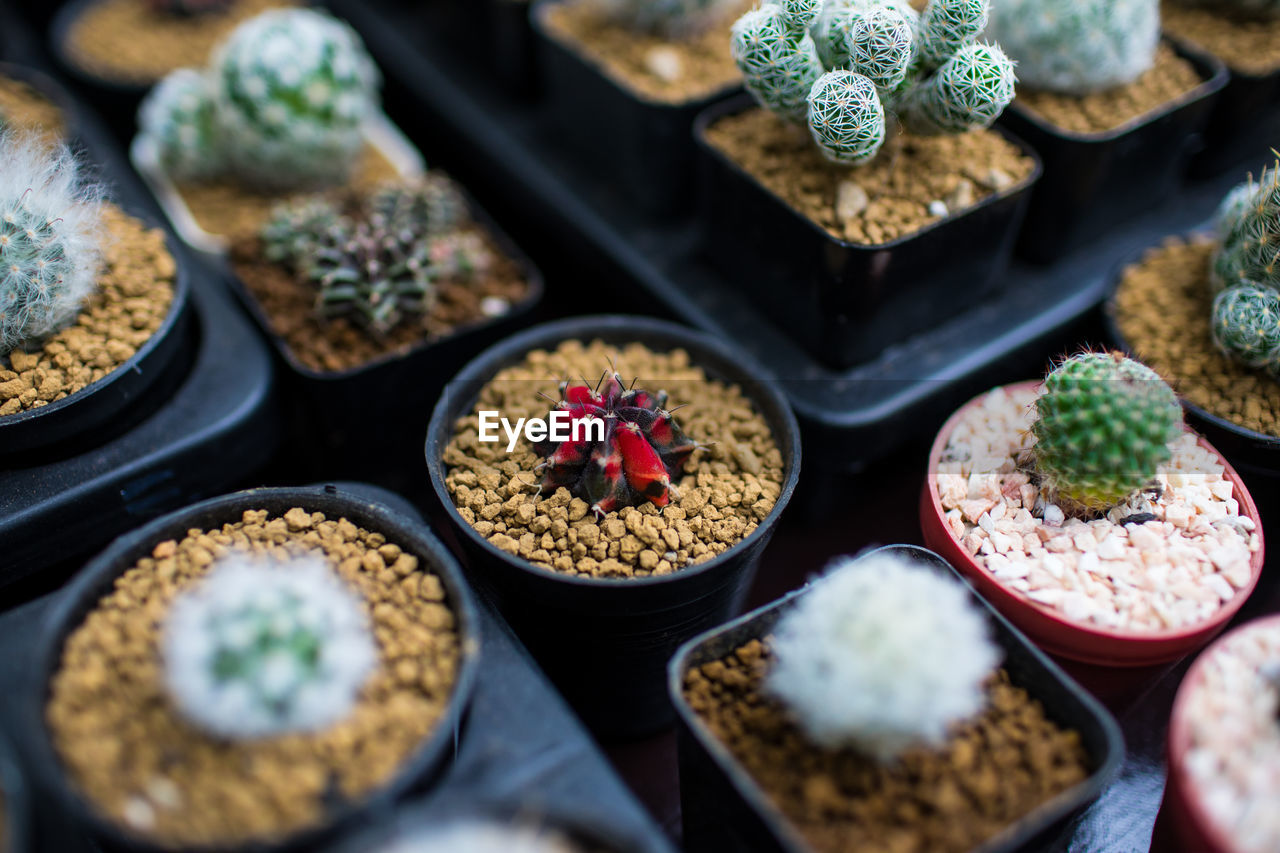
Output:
600 0 736 37
988 0 1159 95
137 68 223 181
733 0 1016 166
1216 180 1259 240
306 220 435 335
534 368 701 517
260 196 341 265
367 174 468 243
1031 352 1183 514
163 553 377 739
1213 164 1280 293
0 134 104 357
1212 284 1280 378
145 0 233 17
766 551 1001 761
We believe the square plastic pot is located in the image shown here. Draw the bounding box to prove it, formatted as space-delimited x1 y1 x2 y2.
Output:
694 94 1042 371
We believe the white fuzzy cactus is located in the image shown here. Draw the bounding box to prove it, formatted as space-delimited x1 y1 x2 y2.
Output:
163 553 377 740
137 68 223 180
766 552 1001 761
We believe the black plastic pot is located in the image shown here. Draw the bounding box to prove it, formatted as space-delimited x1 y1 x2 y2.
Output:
426 315 801 739
22 485 481 853
694 94 1042 371
670 544 1126 853
450 0 540 99
1001 41 1227 264
532 0 741 216
0 730 28 853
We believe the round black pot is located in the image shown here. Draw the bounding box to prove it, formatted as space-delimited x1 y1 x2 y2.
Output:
426 315 802 740
0 730 29 853
49 0 154 141
22 485 481 853
668 545 1125 853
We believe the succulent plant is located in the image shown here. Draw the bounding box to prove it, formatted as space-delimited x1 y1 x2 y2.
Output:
766 551 1001 761
367 175 469 243
733 0 1016 165
260 195 342 265
305 219 435 335
163 553 377 739
1031 352 1183 514
1213 164 1280 293
534 368 700 517
1212 284 1280 378
136 68 223 180
0 134 104 357
600 0 737 37
1216 180 1260 240
145 0 233 17
987 0 1159 96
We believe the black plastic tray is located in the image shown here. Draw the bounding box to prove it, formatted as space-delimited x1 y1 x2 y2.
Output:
670 545 1125 853
0 483 674 853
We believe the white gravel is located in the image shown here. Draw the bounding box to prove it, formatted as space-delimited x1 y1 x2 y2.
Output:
936 386 1260 632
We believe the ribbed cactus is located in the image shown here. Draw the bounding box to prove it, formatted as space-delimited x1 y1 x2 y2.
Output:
1212 284 1280 378
137 68 223 180
367 175 468 243
260 196 342 265
0 135 104 357
1213 164 1280 293
1031 352 1183 513
601 0 736 37
163 554 377 739
732 0 1016 165
307 221 435 334
988 0 1159 95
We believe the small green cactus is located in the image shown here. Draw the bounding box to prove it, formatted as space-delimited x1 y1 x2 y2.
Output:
1212 284 1280 378
0 134 104 356
807 71 886 164
988 0 1159 96
1031 352 1183 513
901 42 1018 134
307 220 435 334
917 0 989 68
601 0 736 37
260 196 342 265
731 1 824 123
137 68 223 180
1213 164 1280 292
367 174 468 242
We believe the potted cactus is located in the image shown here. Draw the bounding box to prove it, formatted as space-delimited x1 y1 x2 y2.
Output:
987 0 1226 262
696 0 1042 369
532 0 751 213
921 351 1265 666
671 546 1120 853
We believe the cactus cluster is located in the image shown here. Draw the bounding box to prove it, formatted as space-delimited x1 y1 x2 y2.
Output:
987 0 1159 96
600 0 736 37
1031 352 1183 514
534 368 701 517
1210 169 1280 378
163 554 377 739
0 133 104 357
766 551 1001 761
732 0 1017 165
136 7 380 189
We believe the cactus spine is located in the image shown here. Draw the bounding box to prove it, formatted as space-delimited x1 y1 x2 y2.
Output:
731 0 824 123
1212 284 1280 378
1213 164 1280 293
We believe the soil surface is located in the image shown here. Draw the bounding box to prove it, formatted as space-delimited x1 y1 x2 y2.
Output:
1016 43 1205 135
444 339 786 579
684 638 1090 853
0 75 65 145
1113 238 1280 438
704 108 1036 245
46 508 462 848
1163 1 1280 76
0 204 176 417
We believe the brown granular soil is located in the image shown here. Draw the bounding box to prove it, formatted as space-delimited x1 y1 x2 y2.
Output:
704 108 1036 245
0 205 176 417
64 0 292 86
443 339 786 579
684 639 1091 853
542 0 750 104
231 229 531 373
0 75 65 145
46 508 462 848
1113 237 1280 438
1016 44 1205 135
1163 1 1280 76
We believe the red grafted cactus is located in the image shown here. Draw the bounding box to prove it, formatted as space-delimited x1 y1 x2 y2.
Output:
534 369 700 517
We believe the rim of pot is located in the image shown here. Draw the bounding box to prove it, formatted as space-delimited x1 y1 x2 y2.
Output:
925 379 1267 647
24 485 481 853
1165 613 1280 853
426 314 802 589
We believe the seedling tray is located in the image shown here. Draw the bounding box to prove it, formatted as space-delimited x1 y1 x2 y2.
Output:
0 484 674 853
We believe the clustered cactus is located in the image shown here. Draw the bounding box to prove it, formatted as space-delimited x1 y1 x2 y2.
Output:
1031 352 1183 514
987 0 1159 96
262 176 491 335
601 0 736 37
766 551 1001 761
534 368 700 517
732 0 1017 165
163 553 377 739
1210 166 1280 378
136 8 380 190
0 133 104 357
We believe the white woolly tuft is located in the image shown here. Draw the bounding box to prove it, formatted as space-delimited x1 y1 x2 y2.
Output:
376 820 579 853
766 552 1002 762
163 552 377 740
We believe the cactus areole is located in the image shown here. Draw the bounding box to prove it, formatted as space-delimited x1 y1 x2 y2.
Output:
534 369 700 518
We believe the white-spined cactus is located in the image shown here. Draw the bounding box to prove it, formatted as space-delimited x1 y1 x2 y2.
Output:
1213 163 1280 293
1212 284 1280 379
733 0 1016 165
137 68 223 180
766 552 1001 761
988 0 1159 96
0 133 104 356
1215 180 1260 240
163 553 377 739
601 0 737 37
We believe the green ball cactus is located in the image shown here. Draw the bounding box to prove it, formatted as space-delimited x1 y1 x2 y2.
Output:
1031 352 1183 513
807 71 887 164
1215 180 1259 240
137 68 223 180
844 4 916 92
812 0 919 74
601 0 735 37
917 0 989 69
260 196 342 265
902 42 1018 134
1213 164 1280 292
367 175 469 242
1212 284 1280 378
731 1 824 123
988 0 1159 95
0 134 104 356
